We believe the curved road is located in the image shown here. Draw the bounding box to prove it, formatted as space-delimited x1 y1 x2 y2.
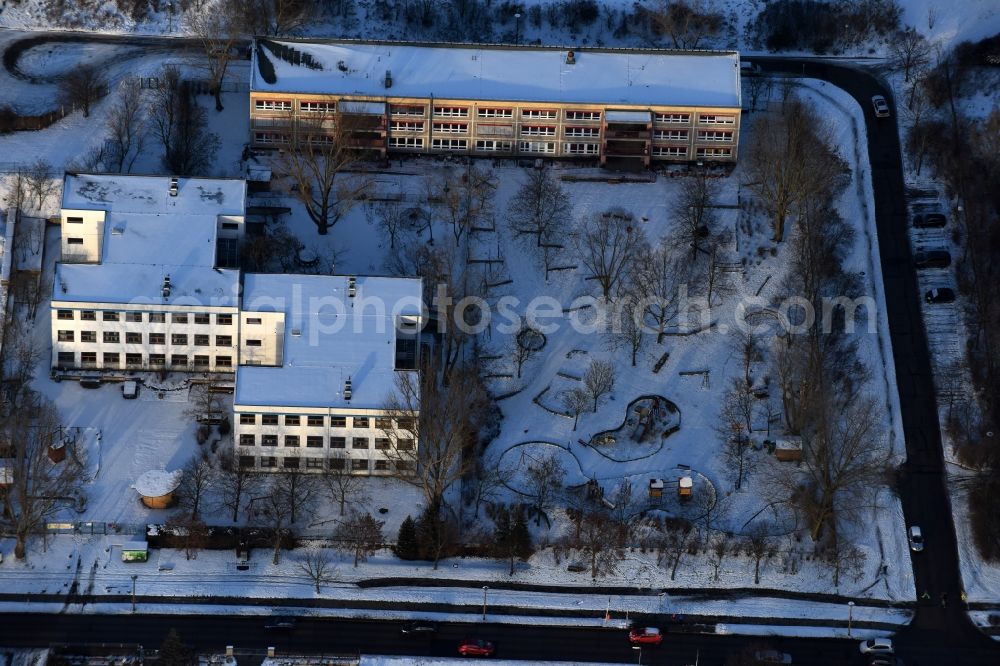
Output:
758 57 998 664
0 30 997 663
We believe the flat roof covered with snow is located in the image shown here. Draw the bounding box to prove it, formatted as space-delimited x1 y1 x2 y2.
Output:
235 274 423 410
252 40 742 109
55 174 245 307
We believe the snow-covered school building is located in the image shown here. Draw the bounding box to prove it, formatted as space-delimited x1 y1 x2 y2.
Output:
50 174 423 475
51 173 245 374
234 274 423 475
249 39 742 169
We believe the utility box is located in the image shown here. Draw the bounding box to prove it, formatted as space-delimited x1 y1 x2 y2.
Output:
122 541 149 562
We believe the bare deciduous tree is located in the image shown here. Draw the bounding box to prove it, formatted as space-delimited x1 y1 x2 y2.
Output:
24 160 58 213
608 291 646 367
238 0 315 35
559 388 590 431
274 470 320 525
254 476 292 564
783 398 886 541
523 451 566 524
432 162 497 246
105 79 147 173
718 376 757 491
466 454 514 519
148 66 220 175
708 533 731 581
381 366 492 508
334 512 385 567
365 199 408 249
176 452 215 521
572 510 626 580
583 359 616 412
890 26 931 82
575 208 645 300
644 0 724 49
658 519 695 580
633 242 688 343
297 544 336 593
218 456 262 523
745 523 776 584
506 167 571 248
186 1 243 111
275 109 371 235
745 99 845 242
676 170 718 261
58 64 106 118
321 461 370 516
1 394 86 560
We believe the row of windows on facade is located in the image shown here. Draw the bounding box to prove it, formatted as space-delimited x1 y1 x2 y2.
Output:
253 100 736 125
57 330 236 346
56 351 231 367
238 434 414 449
56 310 234 325
385 123 733 141
238 413 414 428
239 455 411 472
253 133 733 159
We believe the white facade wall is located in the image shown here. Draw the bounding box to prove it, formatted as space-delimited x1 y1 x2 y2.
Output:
233 405 415 476
238 311 284 366
51 302 239 373
60 209 106 263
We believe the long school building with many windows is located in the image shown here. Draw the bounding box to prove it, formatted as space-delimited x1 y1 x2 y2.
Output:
51 174 244 374
250 39 742 169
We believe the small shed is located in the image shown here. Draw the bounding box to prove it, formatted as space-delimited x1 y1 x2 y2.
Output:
122 541 149 562
774 436 804 462
678 476 693 500
648 478 665 499
132 469 181 509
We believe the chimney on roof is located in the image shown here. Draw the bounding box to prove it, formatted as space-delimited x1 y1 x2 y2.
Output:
162 274 172 299
566 50 576 65
347 276 357 298
344 377 352 402
169 177 179 197
384 69 392 89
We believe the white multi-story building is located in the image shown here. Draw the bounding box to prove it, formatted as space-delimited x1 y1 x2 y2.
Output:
51 173 246 374
233 274 423 474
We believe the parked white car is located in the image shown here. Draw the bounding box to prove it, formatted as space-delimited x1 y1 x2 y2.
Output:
871 95 890 118
908 526 924 552
859 638 893 655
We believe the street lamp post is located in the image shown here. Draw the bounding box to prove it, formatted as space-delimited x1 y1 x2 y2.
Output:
847 600 855 637
482 585 489 621
514 13 522 45
632 646 642 665
131 574 138 613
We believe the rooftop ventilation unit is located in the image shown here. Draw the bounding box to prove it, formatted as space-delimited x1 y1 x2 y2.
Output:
162 274 172 299
384 69 392 89
347 276 357 298
566 50 576 65
111 224 125 235
168 177 179 197
343 377 352 401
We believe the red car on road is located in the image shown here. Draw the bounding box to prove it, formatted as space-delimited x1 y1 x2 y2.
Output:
458 639 495 657
629 627 663 645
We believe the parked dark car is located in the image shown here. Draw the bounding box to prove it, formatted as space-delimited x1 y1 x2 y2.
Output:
913 212 947 228
914 250 951 269
401 621 439 636
924 288 956 304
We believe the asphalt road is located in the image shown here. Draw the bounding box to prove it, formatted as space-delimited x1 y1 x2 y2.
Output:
757 58 999 664
0 613 862 665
